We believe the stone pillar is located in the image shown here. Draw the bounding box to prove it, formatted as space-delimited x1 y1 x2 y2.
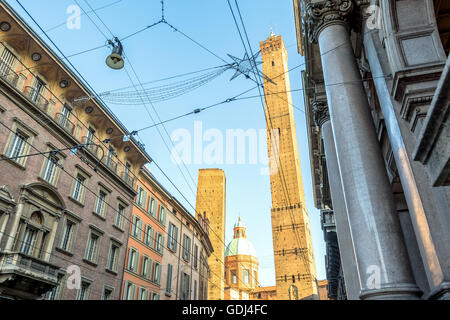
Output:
363 30 447 297
5 200 25 251
0 210 10 246
44 216 59 261
313 100 361 300
306 0 420 299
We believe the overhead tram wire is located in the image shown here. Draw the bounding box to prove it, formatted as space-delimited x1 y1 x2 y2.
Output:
227 0 315 282
0 116 252 297
80 0 233 247
233 0 315 270
11 0 382 292
9 1 277 290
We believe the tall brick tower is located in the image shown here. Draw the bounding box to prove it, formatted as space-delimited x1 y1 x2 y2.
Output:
260 32 318 300
195 169 226 300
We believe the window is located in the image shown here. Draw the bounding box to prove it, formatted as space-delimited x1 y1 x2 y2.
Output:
114 203 125 229
155 233 164 254
6 129 28 163
86 127 95 145
20 226 37 255
193 280 197 300
58 104 71 127
243 269 249 284
151 292 160 300
60 219 76 252
102 286 114 300
77 281 91 300
149 197 156 216
144 225 154 247
45 273 65 300
167 223 178 252
123 281 135 300
232 271 237 284
41 153 60 185
136 186 146 208
127 248 138 272
165 264 173 294
153 262 161 285
94 189 108 217
131 215 142 240
194 245 198 269
158 205 166 225
85 231 100 263
30 77 44 102
107 242 120 272
141 256 152 279
138 287 148 300
182 234 191 261
180 272 190 300
105 146 116 169
72 173 86 203
0 47 16 76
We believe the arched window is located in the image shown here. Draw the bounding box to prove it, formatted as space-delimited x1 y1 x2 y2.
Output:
289 285 299 300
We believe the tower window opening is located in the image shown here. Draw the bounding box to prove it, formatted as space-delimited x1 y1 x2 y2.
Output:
272 61 275 66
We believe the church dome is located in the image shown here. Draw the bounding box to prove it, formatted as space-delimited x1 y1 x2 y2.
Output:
225 237 257 257
225 217 257 257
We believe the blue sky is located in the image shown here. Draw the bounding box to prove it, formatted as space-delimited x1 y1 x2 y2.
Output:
7 0 326 286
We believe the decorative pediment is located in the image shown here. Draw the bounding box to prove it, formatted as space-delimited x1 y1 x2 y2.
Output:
0 185 15 206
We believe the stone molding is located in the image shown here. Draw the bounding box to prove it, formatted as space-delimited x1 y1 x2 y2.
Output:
306 0 354 43
312 100 330 127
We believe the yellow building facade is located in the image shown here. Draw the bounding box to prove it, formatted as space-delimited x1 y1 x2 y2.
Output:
195 169 226 300
260 33 318 300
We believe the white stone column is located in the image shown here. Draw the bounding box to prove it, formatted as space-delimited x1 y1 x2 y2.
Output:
5 200 25 251
44 216 59 261
306 0 420 299
313 100 361 300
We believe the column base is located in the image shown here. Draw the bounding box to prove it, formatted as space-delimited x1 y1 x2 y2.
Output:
360 283 422 300
426 281 450 300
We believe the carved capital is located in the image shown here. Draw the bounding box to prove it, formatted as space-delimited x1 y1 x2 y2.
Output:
312 100 330 127
306 0 354 43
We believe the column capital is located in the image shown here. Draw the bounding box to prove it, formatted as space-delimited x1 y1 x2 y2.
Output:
312 99 330 127
305 0 354 43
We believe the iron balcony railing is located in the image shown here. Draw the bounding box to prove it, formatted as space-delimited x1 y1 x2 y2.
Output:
54 113 76 136
23 86 50 113
0 61 19 88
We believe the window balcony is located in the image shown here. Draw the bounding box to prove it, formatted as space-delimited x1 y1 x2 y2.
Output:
104 157 118 174
0 252 60 299
121 170 136 188
81 136 101 157
0 63 19 88
54 113 76 136
23 86 50 113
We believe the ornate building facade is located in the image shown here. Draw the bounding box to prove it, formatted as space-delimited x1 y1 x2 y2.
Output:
0 1 151 300
0 0 214 300
260 33 318 300
224 218 258 300
294 0 450 300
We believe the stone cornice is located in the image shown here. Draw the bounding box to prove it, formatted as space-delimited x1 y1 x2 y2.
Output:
312 100 330 127
305 0 354 43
